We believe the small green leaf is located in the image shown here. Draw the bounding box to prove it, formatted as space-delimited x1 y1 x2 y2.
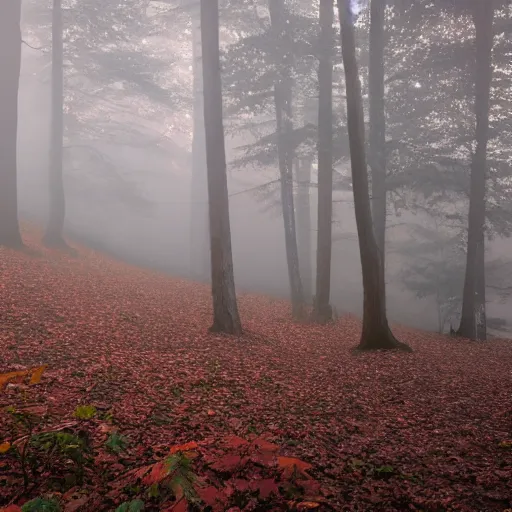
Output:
148 483 160 498
375 465 394 473
106 432 129 454
115 500 145 512
21 497 61 512
73 405 97 420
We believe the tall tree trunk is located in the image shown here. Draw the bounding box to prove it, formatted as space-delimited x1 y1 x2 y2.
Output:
457 1 494 341
269 0 305 320
313 0 334 323
368 0 387 267
337 0 410 351
0 0 23 248
44 0 66 247
190 4 210 281
296 158 313 303
201 0 242 335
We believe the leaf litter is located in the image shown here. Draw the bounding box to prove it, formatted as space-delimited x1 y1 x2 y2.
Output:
0 226 511 511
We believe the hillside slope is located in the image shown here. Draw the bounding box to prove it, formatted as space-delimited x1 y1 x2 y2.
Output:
1 226 511 511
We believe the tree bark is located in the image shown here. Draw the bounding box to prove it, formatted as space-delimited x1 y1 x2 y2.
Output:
0 0 23 248
269 0 305 321
190 5 210 280
296 158 313 303
368 0 387 267
312 0 334 323
201 0 242 335
337 0 411 351
44 0 67 247
457 1 494 341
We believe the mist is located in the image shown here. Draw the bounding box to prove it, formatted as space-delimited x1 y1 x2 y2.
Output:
2 1 512 510
13 1 512 337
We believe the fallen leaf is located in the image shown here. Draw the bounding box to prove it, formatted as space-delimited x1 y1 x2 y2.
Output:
29 365 47 385
169 441 199 455
142 460 170 485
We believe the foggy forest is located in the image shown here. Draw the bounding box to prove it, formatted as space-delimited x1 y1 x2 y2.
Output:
0 0 511 510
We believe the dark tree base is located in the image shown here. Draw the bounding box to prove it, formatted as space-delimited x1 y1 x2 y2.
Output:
311 303 333 324
42 233 67 248
209 319 242 336
357 329 412 352
0 233 24 249
291 303 306 322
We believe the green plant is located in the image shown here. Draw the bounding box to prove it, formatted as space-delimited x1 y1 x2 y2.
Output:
73 405 97 420
29 431 87 484
166 452 200 504
21 497 61 512
106 432 129 454
115 499 145 512
5 406 42 489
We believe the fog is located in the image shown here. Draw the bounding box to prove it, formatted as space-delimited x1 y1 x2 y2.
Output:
14 0 512 336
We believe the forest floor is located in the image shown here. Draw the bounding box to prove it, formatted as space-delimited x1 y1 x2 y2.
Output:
1 225 511 512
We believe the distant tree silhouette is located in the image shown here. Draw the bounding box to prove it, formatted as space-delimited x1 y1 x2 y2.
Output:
313 0 335 324
0 0 23 247
44 0 67 247
269 0 305 320
458 1 495 341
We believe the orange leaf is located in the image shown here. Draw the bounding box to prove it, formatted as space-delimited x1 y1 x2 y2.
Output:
169 441 198 455
0 442 11 454
0 506 23 512
29 365 47 385
0 370 29 391
207 409 216 416
297 502 320 510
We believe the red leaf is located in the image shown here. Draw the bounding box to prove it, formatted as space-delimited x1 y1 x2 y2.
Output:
251 450 276 467
169 441 199 455
297 478 321 495
224 436 249 449
253 438 280 453
211 454 245 472
278 456 312 472
250 478 279 499
161 498 188 512
232 479 251 492
0 507 23 512
278 457 312 478
142 460 170 485
198 485 226 508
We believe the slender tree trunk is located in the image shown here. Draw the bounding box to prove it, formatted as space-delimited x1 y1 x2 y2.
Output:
337 0 410 351
44 0 67 247
201 0 242 335
457 1 494 341
296 158 313 303
190 4 210 280
368 0 387 267
269 0 305 320
313 0 334 323
0 0 23 248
